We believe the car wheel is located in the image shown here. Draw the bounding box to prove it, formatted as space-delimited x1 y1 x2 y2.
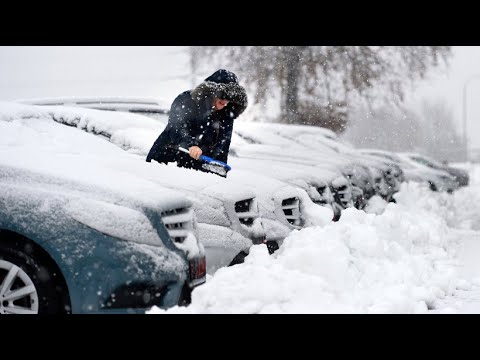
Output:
228 251 248 267
0 243 70 314
266 240 279 255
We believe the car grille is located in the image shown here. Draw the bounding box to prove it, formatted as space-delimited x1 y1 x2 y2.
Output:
373 175 388 196
281 197 302 227
331 184 353 209
161 207 194 244
234 198 257 226
316 184 333 205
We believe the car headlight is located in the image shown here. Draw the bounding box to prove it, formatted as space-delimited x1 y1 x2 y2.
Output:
65 198 163 246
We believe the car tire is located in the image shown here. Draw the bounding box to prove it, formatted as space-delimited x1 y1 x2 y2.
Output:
266 240 279 255
0 242 71 314
228 251 248 267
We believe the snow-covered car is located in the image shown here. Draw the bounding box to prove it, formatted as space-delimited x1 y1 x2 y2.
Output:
253 121 400 202
141 157 323 262
348 152 400 202
228 151 345 221
397 152 459 192
230 122 362 219
401 152 469 187
357 149 407 189
359 149 458 193
225 158 334 238
0 107 206 314
16 96 170 121
3 102 319 275
123 159 268 273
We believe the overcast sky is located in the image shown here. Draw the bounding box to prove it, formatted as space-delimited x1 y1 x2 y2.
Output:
408 46 480 153
1 46 479 152
0 46 191 104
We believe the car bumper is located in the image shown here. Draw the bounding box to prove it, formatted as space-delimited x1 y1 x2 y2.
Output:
37 230 189 314
197 223 254 274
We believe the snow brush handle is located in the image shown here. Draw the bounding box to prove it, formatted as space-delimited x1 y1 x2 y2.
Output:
178 147 232 172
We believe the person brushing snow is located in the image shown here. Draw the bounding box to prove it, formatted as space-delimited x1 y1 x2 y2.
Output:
146 69 248 177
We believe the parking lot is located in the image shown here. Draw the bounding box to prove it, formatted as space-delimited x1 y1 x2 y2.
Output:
0 100 476 314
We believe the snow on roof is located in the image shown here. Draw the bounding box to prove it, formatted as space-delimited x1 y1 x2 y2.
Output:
229 131 350 188
236 121 338 139
15 96 170 110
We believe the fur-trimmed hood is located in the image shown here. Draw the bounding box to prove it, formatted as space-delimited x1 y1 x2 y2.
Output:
191 81 248 108
190 70 248 117
146 70 246 170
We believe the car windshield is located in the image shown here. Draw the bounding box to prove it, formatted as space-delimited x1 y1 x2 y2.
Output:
410 156 441 170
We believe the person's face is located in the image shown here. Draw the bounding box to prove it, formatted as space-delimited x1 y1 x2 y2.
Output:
213 98 229 111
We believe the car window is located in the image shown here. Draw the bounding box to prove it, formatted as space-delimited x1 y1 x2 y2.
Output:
411 156 440 169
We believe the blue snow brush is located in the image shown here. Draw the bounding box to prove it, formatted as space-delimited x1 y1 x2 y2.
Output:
178 147 232 177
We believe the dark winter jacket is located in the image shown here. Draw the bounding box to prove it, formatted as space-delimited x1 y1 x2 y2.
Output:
146 69 248 176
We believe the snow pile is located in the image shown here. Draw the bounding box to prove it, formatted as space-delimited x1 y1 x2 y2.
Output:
441 168 480 230
150 181 462 314
170 233 204 260
364 195 388 215
297 190 334 226
0 102 51 122
395 173 480 231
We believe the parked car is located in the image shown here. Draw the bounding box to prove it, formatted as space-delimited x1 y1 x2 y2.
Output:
16 96 170 121
359 149 459 193
400 152 469 187
254 122 401 203
0 104 206 314
231 122 375 218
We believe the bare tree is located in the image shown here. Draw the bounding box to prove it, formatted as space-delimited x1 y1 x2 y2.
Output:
192 46 451 132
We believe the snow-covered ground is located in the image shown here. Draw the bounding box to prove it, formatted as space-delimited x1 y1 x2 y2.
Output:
150 163 480 314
